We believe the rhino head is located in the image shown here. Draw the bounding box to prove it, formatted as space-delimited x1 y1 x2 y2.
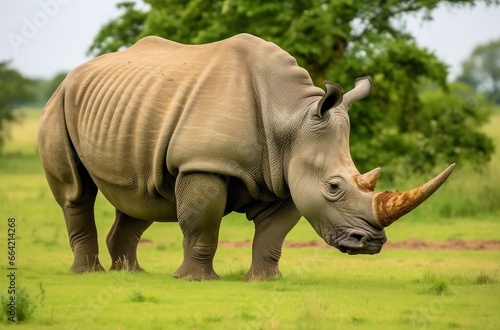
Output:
287 76 455 255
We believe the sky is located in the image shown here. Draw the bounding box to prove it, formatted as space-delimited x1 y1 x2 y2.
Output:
1 1 500 80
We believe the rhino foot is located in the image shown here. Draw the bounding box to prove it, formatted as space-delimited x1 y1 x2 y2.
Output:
173 264 220 281
69 256 106 274
110 256 145 272
243 267 282 282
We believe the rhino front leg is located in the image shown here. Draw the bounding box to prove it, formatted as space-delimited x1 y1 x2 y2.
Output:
107 210 153 271
173 173 227 281
244 198 301 281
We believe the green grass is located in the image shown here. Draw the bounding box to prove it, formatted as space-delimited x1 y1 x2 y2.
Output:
0 109 499 329
6 249 500 329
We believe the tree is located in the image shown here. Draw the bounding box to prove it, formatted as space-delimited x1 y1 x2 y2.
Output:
87 2 147 56
0 61 35 151
88 0 497 177
458 38 500 104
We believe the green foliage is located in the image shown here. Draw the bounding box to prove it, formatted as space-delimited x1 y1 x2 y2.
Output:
87 2 147 56
476 272 495 284
128 290 146 302
128 290 159 303
367 82 495 178
0 287 37 323
420 272 449 295
458 38 500 104
16 287 37 322
0 61 35 151
418 83 494 166
1 284 46 324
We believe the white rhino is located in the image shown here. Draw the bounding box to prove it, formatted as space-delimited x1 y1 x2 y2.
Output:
38 34 455 280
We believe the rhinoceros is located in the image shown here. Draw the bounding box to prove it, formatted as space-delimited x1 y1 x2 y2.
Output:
38 34 455 281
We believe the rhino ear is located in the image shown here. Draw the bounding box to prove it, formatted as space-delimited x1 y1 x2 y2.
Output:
317 82 343 118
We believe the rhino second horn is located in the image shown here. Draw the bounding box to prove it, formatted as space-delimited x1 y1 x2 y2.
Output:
372 164 456 227
354 167 381 192
343 76 373 109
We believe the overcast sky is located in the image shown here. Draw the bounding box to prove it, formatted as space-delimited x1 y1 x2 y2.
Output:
1 1 500 80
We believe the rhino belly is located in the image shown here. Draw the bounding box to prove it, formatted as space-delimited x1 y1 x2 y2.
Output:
80 139 178 222
93 177 178 222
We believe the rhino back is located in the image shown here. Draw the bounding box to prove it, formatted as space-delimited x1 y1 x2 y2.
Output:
61 34 321 219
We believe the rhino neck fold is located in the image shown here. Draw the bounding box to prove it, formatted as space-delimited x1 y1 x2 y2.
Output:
245 41 324 200
261 99 321 199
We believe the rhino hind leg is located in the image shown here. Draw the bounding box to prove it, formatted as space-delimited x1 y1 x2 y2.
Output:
62 170 105 273
38 103 105 273
107 210 153 271
48 164 105 273
173 173 228 281
244 198 301 281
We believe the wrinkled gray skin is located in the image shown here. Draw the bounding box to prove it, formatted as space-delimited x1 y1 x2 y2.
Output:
38 34 454 281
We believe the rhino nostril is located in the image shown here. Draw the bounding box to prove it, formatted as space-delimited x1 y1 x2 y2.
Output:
338 232 367 252
349 233 365 242
349 234 365 241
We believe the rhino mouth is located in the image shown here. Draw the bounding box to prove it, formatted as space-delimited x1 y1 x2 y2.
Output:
335 231 386 255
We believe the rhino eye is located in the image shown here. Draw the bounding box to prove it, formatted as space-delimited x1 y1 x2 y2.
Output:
329 183 340 193
328 182 344 199
324 177 345 201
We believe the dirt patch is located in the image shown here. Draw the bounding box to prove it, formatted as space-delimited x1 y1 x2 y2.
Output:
138 239 155 247
384 238 500 251
217 238 500 251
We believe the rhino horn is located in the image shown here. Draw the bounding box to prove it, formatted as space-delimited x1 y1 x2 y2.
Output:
354 167 381 192
372 164 456 227
343 76 373 109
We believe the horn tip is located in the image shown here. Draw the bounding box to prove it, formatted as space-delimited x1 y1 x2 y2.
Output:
442 163 456 178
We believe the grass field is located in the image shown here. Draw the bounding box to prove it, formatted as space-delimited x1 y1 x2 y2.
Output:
0 109 499 329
